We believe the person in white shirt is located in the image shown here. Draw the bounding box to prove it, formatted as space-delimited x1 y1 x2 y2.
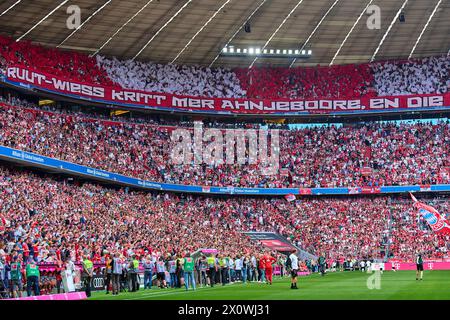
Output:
366 260 372 272
360 260 366 272
250 255 257 282
228 257 234 283
289 249 299 289
0 257 5 294
234 256 242 282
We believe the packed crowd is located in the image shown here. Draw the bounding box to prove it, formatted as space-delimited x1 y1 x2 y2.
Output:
389 200 450 260
97 251 294 296
0 35 113 86
1 34 449 300
0 35 448 101
0 167 264 263
236 56 449 99
0 101 449 188
0 166 448 269
372 56 450 96
96 55 246 98
234 63 375 100
0 162 448 298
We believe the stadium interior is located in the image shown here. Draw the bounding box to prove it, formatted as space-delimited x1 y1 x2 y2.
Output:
0 0 449 301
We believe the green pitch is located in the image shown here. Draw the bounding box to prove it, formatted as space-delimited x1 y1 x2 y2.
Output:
89 271 450 300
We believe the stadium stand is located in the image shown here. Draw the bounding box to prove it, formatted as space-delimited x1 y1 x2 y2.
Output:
0 99 448 188
0 165 448 264
0 166 263 262
0 34 450 299
96 55 246 98
1 35 448 100
0 35 113 86
234 63 375 99
372 56 450 96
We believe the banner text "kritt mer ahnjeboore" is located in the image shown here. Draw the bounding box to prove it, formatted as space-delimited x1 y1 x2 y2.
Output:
6 66 449 114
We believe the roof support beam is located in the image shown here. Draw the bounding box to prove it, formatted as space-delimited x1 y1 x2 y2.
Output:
329 0 374 66
132 0 192 60
408 0 442 59
289 0 340 68
370 0 409 62
16 0 70 42
249 0 305 68
91 0 154 56
209 0 268 68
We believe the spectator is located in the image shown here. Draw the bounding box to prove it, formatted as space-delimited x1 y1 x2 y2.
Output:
183 252 196 291
81 254 93 298
97 55 246 98
111 252 122 296
372 56 449 96
25 258 40 296
142 254 154 290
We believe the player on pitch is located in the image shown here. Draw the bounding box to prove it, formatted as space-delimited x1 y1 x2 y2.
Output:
416 253 424 281
289 249 298 289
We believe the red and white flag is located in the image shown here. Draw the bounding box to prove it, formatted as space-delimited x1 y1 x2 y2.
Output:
348 187 360 194
285 194 296 202
410 193 450 235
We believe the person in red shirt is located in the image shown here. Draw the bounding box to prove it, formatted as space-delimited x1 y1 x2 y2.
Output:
74 244 80 262
264 252 277 285
22 242 30 262
258 254 266 283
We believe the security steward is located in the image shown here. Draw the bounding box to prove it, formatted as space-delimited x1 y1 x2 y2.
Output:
128 255 140 292
207 254 216 287
25 259 40 296
82 254 94 297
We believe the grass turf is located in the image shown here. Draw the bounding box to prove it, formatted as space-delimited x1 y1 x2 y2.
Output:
89 270 450 300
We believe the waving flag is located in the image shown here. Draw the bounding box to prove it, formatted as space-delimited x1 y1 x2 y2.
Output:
285 194 296 202
410 193 450 235
410 193 418 203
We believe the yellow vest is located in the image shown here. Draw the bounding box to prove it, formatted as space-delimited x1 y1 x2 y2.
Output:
207 256 215 266
83 259 93 270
